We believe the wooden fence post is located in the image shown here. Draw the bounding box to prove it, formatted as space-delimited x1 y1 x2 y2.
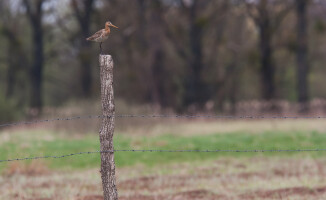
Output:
99 55 118 200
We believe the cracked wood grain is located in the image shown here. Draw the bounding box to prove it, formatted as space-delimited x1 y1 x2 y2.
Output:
99 55 118 200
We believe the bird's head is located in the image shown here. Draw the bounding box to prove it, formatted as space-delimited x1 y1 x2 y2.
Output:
105 21 118 29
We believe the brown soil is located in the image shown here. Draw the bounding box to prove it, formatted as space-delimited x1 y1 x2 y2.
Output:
119 189 227 200
240 186 326 199
3 158 326 200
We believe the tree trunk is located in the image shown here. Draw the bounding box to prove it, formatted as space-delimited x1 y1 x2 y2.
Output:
79 42 92 97
184 0 205 107
6 44 15 98
30 18 44 111
72 0 95 97
99 55 118 200
23 0 45 113
296 0 309 111
79 19 92 97
136 0 148 53
3 30 18 98
247 0 291 102
259 13 275 101
1 26 28 101
149 0 165 106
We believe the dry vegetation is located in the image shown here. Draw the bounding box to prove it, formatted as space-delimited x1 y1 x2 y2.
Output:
2 157 326 200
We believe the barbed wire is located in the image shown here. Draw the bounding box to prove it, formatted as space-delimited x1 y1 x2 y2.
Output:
0 115 102 128
1 114 326 128
1 148 326 163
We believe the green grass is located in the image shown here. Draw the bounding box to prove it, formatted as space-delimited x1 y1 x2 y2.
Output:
1 130 326 171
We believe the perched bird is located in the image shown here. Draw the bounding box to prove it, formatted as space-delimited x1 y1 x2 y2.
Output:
86 21 118 54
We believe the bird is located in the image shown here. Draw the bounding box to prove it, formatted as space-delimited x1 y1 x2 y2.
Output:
86 21 118 54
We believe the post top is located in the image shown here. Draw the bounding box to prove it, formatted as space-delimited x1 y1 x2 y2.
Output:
99 54 112 58
99 54 113 70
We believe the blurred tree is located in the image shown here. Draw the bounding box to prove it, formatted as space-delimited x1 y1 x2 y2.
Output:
182 0 207 107
0 1 26 99
136 0 148 53
246 0 292 101
22 0 46 113
296 0 310 111
215 4 248 113
2 0 326 115
164 0 210 109
165 0 237 110
148 0 166 106
1 26 27 99
71 0 95 97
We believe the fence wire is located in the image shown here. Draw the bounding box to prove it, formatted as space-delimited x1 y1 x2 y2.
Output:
1 114 326 128
1 149 326 163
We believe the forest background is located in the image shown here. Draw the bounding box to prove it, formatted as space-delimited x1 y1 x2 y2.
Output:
0 0 323 121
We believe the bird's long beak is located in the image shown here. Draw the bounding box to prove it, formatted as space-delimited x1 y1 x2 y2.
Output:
111 24 119 29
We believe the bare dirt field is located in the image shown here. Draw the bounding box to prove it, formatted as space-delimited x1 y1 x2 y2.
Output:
2 157 326 200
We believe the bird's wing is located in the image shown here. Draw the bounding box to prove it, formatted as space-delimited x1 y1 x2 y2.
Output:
86 29 104 41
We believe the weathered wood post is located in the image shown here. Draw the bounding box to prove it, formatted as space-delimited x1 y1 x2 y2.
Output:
99 55 118 200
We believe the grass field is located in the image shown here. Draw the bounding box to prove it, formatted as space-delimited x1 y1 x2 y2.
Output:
1 119 326 199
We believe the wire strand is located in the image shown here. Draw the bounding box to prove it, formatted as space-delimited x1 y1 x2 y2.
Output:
0 115 102 128
1 149 326 163
1 114 326 128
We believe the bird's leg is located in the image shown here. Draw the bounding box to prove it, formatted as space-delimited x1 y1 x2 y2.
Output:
100 43 102 55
